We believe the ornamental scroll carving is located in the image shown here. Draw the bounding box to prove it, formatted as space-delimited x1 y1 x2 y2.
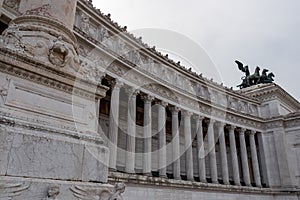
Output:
3 0 20 11
1 23 25 52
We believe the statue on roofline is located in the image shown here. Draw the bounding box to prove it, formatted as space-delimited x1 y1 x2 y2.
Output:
236 60 275 89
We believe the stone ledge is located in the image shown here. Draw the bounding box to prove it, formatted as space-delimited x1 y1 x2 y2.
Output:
108 172 300 195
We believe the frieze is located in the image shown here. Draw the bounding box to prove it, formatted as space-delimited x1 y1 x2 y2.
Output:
144 84 178 102
107 63 128 77
284 118 300 129
264 119 284 130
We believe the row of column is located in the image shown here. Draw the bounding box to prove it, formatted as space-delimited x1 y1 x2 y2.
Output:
107 82 262 187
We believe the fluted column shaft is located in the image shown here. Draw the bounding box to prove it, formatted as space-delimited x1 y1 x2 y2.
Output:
170 106 181 180
229 125 240 185
218 122 229 185
207 119 218 183
108 80 123 170
250 131 262 187
157 101 168 177
239 129 251 186
183 111 193 181
195 115 206 182
125 88 139 173
142 94 154 175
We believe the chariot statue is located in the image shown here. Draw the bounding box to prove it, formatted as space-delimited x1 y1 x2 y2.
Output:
236 60 275 89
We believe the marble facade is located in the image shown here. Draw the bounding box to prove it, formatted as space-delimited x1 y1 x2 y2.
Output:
0 0 299 199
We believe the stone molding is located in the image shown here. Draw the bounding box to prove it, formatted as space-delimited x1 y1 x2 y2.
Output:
108 171 299 195
0 109 104 145
241 84 300 111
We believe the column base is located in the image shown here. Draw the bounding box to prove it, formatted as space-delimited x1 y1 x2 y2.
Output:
125 170 136 174
200 179 207 183
159 175 168 179
143 173 152 176
109 168 117 172
174 176 181 180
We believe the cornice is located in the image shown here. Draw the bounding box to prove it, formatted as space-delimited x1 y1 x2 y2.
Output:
283 111 300 129
0 48 108 100
241 84 300 111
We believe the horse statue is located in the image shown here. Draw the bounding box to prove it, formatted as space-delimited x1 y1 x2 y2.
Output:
266 72 275 83
258 69 275 84
258 69 268 84
248 66 260 85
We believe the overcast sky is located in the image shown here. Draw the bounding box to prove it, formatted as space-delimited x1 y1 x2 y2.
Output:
94 0 300 101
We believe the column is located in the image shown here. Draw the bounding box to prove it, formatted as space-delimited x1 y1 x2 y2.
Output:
96 73 106 133
156 100 168 178
217 122 229 185
250 131 262 187
207 119 218 184
229 125 241 185
141 94 154 175
125 87 139 173
239 128 251 186
195 115 206 182
170 106 181 180
182 110 194 181
108 80 123 170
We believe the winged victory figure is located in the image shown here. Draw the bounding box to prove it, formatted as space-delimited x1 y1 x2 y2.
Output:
236 60 251 88
235 60 250 77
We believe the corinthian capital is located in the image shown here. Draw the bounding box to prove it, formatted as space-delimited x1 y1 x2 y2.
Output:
169 106 180 115
110 79 123 90
141 94 154 103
